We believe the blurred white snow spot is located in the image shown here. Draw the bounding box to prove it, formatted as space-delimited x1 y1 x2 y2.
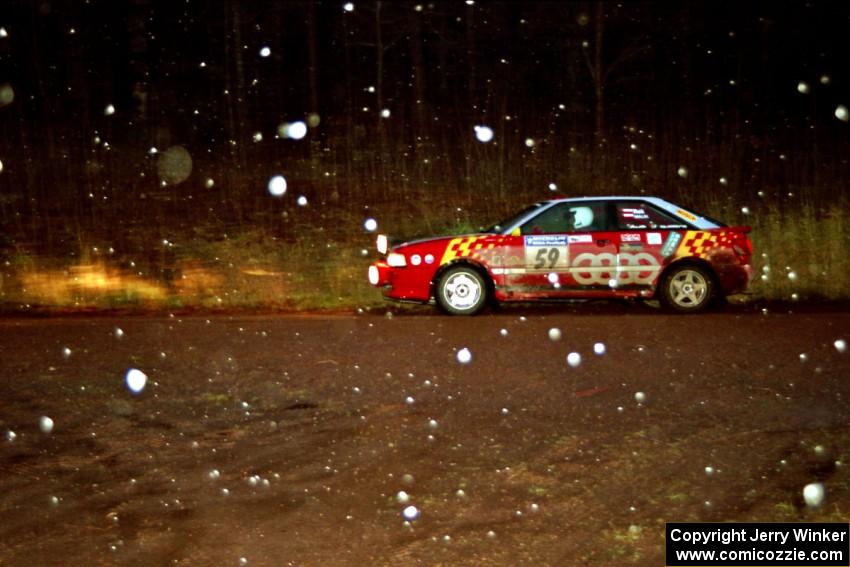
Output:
402 505 419 521
39 416 54 434
259 46 271 57
0 83 14 107
280 121 308 140
363 218 378 232
474 125 494 143
797 81 810 94
836 105 849 122
548 328 561 341
566 352 581 367
104 104 115 116
125 368 148 394
457 347 472 364
835 339 847 353
677 166 688 178
803 482 824 507
268 175 287 197
343 2 354 12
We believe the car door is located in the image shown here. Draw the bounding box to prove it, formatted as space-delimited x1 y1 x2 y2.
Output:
500 201 618 296
611 201 690 289
500 202 572 295
561 202 620 290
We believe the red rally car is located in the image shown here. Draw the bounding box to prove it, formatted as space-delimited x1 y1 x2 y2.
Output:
368 197 753 314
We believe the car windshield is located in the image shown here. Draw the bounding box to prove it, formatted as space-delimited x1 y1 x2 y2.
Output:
483 203 545 233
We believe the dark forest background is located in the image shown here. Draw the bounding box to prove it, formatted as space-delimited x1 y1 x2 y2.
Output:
0 1 848 307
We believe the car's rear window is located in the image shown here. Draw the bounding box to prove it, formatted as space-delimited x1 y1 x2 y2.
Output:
614 202 689 230
663 200 727 227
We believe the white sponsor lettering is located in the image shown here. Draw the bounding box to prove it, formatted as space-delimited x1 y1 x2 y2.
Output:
646 232 662 245
621 233 641 242
568 234 593 244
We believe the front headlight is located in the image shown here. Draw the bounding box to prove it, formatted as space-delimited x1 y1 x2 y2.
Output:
376 234 388 255
386 252 407 267
367 265 380 285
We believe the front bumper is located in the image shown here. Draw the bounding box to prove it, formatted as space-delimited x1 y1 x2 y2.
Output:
368 262 432 302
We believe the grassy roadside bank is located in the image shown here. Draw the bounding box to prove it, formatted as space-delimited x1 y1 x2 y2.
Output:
1 200 847 312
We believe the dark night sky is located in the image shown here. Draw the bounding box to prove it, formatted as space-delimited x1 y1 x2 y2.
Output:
0 0 848 235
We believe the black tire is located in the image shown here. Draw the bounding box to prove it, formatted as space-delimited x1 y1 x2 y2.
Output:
658 264 715 313
435 265 489 316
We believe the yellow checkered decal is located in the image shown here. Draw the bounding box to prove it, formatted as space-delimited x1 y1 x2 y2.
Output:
440 236 508 265
675 230 736 259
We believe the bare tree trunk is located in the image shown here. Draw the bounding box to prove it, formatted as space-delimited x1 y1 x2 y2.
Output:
593 0 605 147
374 0 386 188
409 8 427 145
466 3 476 112
224 0 246 223
306 0 321 170
342 8 354 199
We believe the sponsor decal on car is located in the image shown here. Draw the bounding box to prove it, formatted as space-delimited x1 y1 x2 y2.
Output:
646 232 662 245
524 235 568 270
675 208 697 222
620 242 643 252
571 252 661 285
567 234 593 244
525 235 568 247
674 230 737 259
621 233 641 242
660 232 683 257
621 207 650 220
440 235 509 265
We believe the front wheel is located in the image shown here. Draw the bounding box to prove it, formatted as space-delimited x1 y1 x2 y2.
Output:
436 265 489 315
658 264 715 313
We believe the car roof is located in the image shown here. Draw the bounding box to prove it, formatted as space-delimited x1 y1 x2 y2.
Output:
514 196 722 230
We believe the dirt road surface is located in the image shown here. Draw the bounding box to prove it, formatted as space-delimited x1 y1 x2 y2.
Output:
1 304 849 566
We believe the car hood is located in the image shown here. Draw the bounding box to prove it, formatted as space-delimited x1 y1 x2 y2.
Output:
394 233 489 250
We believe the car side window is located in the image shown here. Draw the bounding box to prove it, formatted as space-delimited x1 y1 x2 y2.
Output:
614 202 688 230
520 203 571 234
567 202 608 232
520 202 608 234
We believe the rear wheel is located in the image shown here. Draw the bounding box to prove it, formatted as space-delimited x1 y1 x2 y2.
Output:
659 264 715 313
436 265 488 315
